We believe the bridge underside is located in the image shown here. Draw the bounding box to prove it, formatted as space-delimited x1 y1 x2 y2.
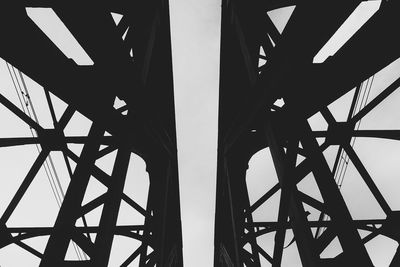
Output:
0 1 182 266
215 1 400 266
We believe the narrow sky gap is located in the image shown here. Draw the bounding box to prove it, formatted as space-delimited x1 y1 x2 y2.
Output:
169 0 221 266
26 8 94 66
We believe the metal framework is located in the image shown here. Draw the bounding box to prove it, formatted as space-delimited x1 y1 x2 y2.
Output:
215 0 400 266
0 1 182 266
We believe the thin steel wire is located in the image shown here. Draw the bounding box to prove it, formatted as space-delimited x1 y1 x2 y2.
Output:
6 62 86 261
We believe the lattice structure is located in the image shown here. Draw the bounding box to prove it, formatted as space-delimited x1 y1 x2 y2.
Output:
215 1 400 266
0 1 182 266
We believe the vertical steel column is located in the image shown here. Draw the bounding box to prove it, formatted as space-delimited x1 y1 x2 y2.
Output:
138 182 153 266
225 155 252 266
214 153 241 267
146 153 183 266
163 158 183 266
238 164 262 266
146 158 166 265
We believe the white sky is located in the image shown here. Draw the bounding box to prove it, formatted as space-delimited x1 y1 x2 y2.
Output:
169 0 220 265
1 1 400 266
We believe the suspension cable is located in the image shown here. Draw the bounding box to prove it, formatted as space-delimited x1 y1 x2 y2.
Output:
317 76 375 238
335 75 374 188
5 62 86 261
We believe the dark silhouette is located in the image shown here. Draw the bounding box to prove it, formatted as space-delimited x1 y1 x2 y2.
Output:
215 0 400 266
0 1 183 266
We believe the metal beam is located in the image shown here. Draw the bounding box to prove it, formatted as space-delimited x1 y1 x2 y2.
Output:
40 126 104 266
265 120 319 267
299 121 373 266
91 148 131 266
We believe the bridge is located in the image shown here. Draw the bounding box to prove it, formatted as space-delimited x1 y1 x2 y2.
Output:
214 1 400 266
0 1 182 266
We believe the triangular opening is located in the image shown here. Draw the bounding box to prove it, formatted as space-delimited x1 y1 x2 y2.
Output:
358 229 371 239
295 153 305 167
95 149 118 176
22 235 49 254
108 236 141 266
297 172 324 204
48 91 68 125
111 12 123 25
117 199 145 226
322 145 340 171
316 137 326 146
328 87 355 122
122 27 130 40
81 176 108 207
267 6 296 34
67 143 84 158
258 46 267 71
320 236 343 258
64 240 88 261
243 243 253 255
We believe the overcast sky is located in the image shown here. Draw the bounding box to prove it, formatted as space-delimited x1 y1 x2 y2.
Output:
1 1 400 266
169 0 220 266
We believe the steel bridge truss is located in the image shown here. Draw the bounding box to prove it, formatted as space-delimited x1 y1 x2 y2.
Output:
215 1 400 266
0 1 182 266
